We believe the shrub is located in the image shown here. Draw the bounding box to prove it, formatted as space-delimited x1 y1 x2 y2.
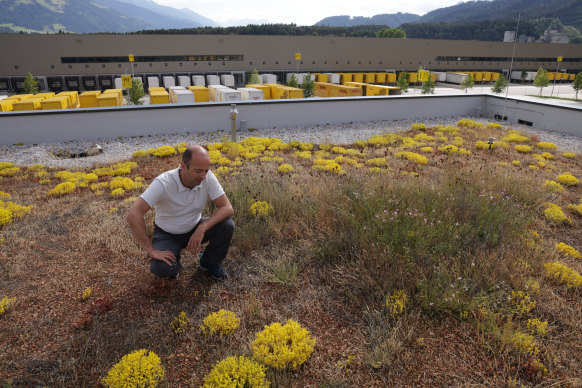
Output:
555 242 581 259
394 152 427 165
200 309 240 336
543 203 571 225
544 262 582 287
48 182 76 196
537 142 557 150
249 201 274 218
251 320 316 369
514 145 532 153
101 349 165 387
202 356 269 388
544 180 564 192
556 173 578 186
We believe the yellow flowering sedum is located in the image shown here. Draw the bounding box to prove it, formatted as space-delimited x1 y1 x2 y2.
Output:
543 203 571 225
514 145 533 153
171 311 191 335
510 290 536 315
0 191 11 199
0 199 32 228
132 149 149 158
101 349 165 388
486 122 502 130
202 356 270 388
544 180 564 192
364 158 387 167
503 131 530 143
556 173 578 186
544 262 582 287
201 309 240 336
386 290 408 319
568 202 582 216
555 242 581 259
510 331 539 356
252 319 316 370
48 181 76 196
411 123 427 131
78 287 92 301
420 147 434 153
527 318 548 336
395 152 428 165
537 142 557 150
109 177 142 191
277 164 294 174
0 296 16 315
562 152 576 159
151 145 177 158
249 201 274 218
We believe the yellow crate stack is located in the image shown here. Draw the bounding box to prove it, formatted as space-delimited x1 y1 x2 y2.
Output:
315 73 328 83
149 90 170 105
41 95 70 110
329 84 362 97
34 92 55 100
57 91 80 108
386 73 397 84
344 81 368 95
314 82 332 97
353 73 364 83
187 86 210 102
364 73 375 83
98 89 124 107
366 84 390 96
340 73 353 84
13 97 44 111
374 73 387 84
491 72 500 81
79 91 102 108
0 99 14 112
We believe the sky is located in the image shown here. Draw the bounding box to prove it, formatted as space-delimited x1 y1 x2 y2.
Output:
152 0 464 27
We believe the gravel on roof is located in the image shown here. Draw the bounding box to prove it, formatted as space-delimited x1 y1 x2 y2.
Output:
1 116 581 169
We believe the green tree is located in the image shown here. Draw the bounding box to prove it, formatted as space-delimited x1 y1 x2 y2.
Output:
491 74 508 94
129 77 145 105
533 67 550 96
461 73 475 93
23 72 39 94
247 68 261 84
573 72 582 100
520 70 528 83
287 73 298 88
397 72 409 94
377 28 406 38
300 73 315 98
421 73 435 95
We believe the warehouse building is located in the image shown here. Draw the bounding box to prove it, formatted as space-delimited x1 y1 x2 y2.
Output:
1 33 580 93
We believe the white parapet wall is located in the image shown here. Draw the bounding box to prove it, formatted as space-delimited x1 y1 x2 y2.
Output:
0 94 580 145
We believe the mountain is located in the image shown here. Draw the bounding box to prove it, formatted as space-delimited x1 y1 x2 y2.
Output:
112 0 218 27
316 13 420 27
416 0 582 31
0 0 218 33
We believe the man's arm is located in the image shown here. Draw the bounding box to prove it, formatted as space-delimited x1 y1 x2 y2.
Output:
126 198 176 266
186 194 234 253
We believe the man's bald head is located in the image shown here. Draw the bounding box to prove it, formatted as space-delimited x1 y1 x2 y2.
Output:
182 145 210 167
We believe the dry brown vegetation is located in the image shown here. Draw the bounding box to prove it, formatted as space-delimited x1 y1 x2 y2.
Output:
1 119 582 387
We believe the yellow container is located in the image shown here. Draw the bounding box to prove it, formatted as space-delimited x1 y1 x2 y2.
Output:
375 73 387 84
491 72 500 81
344 82 368 95
561 73 569 81
316 73 328 83
364 73 375 83
0 100 14 112
366 85 390 96
269 85 303 99
57 91 80 108
475 72 484 82
149 90 170 105
547 72 555 81
98 93 121 107
245 84 270 99
13 97 44 111
340 73 353 84
41 96 70 110
482 72 492 82
408 72 418 83
386 73 397 84
187 86 210 102
79 91 102 108
569 73 575 81
314 82 332 98
329 84 362 97
148 87 166 94
34 92 55 100
353 73 364 83
102 89 124 106
9 94 33 102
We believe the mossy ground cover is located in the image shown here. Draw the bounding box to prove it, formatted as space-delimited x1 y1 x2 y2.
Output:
0 119 581 387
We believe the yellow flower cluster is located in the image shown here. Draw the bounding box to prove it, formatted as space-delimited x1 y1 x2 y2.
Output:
93 161 138 177
101 349 165 388
475 141 493 150
527 318 548 336
524 278 541 294
540 152 554 159
510 331 540 356
201 309 240 336
48 181 76 196
0 296 16 315
0 191 11 199
439 144 459 154
78 287 92 301
202 356 270 388
562 152 576 159
503 131 530 143
367 133 402 146
555 242 581 259
394 151 428 165
364 158 387 167
132 149 149 158
109 177 142 192
543 203 571 225
420 146 434 153
411 123 427 131
54 171 99 188
0 162 20 177
170 311 191 335
568 202 582 216
413 133 434 143
537 142 557 150
385 290 408 319
556 173 578 186
251 319 316 370
511 160 521 166
486 122 502 130
457 119 479 128
544 180 564 192
544 262 582 287
510 290 536 315
514 145 533 153
151 145 177 158
0 162 15 170
277 164 294 174
249 201 274 218
0 199 32 228
312 161 344 174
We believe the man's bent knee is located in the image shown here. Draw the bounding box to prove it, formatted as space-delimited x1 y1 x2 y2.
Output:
218 217 235 236
150 259 179 278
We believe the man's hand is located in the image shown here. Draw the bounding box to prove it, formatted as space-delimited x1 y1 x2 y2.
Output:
148 249 176 266
187 225 206 255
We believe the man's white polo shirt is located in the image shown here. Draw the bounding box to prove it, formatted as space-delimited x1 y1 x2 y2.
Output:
141 167 225 234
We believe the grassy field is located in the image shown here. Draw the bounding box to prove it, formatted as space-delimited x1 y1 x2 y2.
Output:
0 119 581 387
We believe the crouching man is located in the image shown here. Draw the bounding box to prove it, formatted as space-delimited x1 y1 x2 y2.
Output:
126 145 235 280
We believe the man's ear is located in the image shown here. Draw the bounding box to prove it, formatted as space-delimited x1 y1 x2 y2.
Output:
180 160 187 169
